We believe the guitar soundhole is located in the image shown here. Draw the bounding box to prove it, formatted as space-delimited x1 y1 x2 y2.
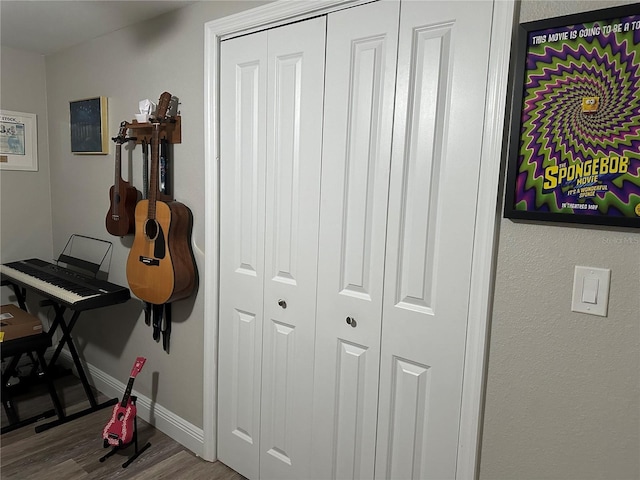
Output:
117 412 125 421
144 219 159 241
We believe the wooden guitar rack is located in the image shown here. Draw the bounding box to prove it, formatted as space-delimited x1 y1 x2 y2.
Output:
126 116 182 145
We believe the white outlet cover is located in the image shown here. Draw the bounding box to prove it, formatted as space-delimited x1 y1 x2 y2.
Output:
571 266 611 317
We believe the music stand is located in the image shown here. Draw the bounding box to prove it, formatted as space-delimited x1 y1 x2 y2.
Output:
55 234 113 279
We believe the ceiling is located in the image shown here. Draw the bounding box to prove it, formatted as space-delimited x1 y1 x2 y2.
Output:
1 1 196 56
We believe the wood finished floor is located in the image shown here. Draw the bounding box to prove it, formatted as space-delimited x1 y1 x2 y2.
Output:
1 373 245 479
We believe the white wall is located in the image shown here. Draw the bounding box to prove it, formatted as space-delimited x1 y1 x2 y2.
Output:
40 1 267 430
0 46 54 305
479 2 640 479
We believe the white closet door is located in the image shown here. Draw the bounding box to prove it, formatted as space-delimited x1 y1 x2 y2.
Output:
311 2 399 479
376 2 494 479
218 30 268 480
259 17 326 480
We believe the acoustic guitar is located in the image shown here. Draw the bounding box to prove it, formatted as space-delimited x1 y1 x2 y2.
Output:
105 122 138 236
125 92 196 305
102 356 146 447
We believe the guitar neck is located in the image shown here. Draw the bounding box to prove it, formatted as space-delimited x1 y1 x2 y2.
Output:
111 121 128 216
120 376 136 407
147 91 171 219
114 142 123 183
147 123 161 220
113 142 122 214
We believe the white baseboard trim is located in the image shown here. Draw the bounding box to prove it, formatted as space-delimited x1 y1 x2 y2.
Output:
58 351 205 458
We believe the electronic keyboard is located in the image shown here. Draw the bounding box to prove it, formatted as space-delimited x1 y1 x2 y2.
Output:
1 258 130 310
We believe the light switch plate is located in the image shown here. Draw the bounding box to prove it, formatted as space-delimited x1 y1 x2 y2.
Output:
571 266 611 316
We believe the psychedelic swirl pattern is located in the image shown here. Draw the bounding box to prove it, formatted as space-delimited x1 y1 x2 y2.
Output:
515 15 640 219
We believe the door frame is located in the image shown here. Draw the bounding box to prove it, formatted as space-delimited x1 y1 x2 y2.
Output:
203 1 515 477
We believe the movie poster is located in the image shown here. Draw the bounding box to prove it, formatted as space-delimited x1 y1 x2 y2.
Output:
505 5 640 227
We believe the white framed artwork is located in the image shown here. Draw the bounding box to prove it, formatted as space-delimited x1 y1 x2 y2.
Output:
0 110 38 171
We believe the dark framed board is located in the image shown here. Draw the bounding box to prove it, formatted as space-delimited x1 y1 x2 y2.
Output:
70 96 108 154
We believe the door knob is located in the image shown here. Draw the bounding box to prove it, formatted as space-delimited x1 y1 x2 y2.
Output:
346 316 357 327
278 299 287 309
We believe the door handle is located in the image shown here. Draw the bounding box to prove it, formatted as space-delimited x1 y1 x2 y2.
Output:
346 316 357 328
278 299 287 309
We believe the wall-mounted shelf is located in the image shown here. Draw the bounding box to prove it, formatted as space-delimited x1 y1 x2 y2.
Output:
126 116 181 145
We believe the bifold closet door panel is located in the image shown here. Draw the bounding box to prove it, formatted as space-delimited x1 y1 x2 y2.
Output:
218 30 268 480
310 2 400 479
259 17 327 480
375 2 494 479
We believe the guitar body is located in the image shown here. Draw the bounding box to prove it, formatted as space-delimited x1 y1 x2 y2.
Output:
102 356 145 448
126 199 196 305
126 92 196 306
103 399 137 446
105 180 138 236
106 122 138 237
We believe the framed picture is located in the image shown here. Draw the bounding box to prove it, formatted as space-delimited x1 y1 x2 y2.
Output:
70 96 108 154
504 5 640 228
0 110 38 171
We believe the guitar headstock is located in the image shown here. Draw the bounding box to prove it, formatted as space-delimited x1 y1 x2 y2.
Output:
113 121 129 144
130 356 147 378
155 92 172 121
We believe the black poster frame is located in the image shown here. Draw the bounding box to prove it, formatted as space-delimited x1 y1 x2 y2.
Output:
504 4 640 228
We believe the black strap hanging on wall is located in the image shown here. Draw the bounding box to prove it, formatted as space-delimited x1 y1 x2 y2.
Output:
151 303 172 353
141 139 149 200
141 140 156 334
162 304 172 353
144 301 151 326
159 138 171 198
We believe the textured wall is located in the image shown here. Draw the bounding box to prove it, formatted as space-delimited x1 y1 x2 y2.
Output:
479 1 640 479
0 46 54 307
42 1 267 428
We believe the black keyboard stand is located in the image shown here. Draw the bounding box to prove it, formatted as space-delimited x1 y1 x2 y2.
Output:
4 281 118 433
